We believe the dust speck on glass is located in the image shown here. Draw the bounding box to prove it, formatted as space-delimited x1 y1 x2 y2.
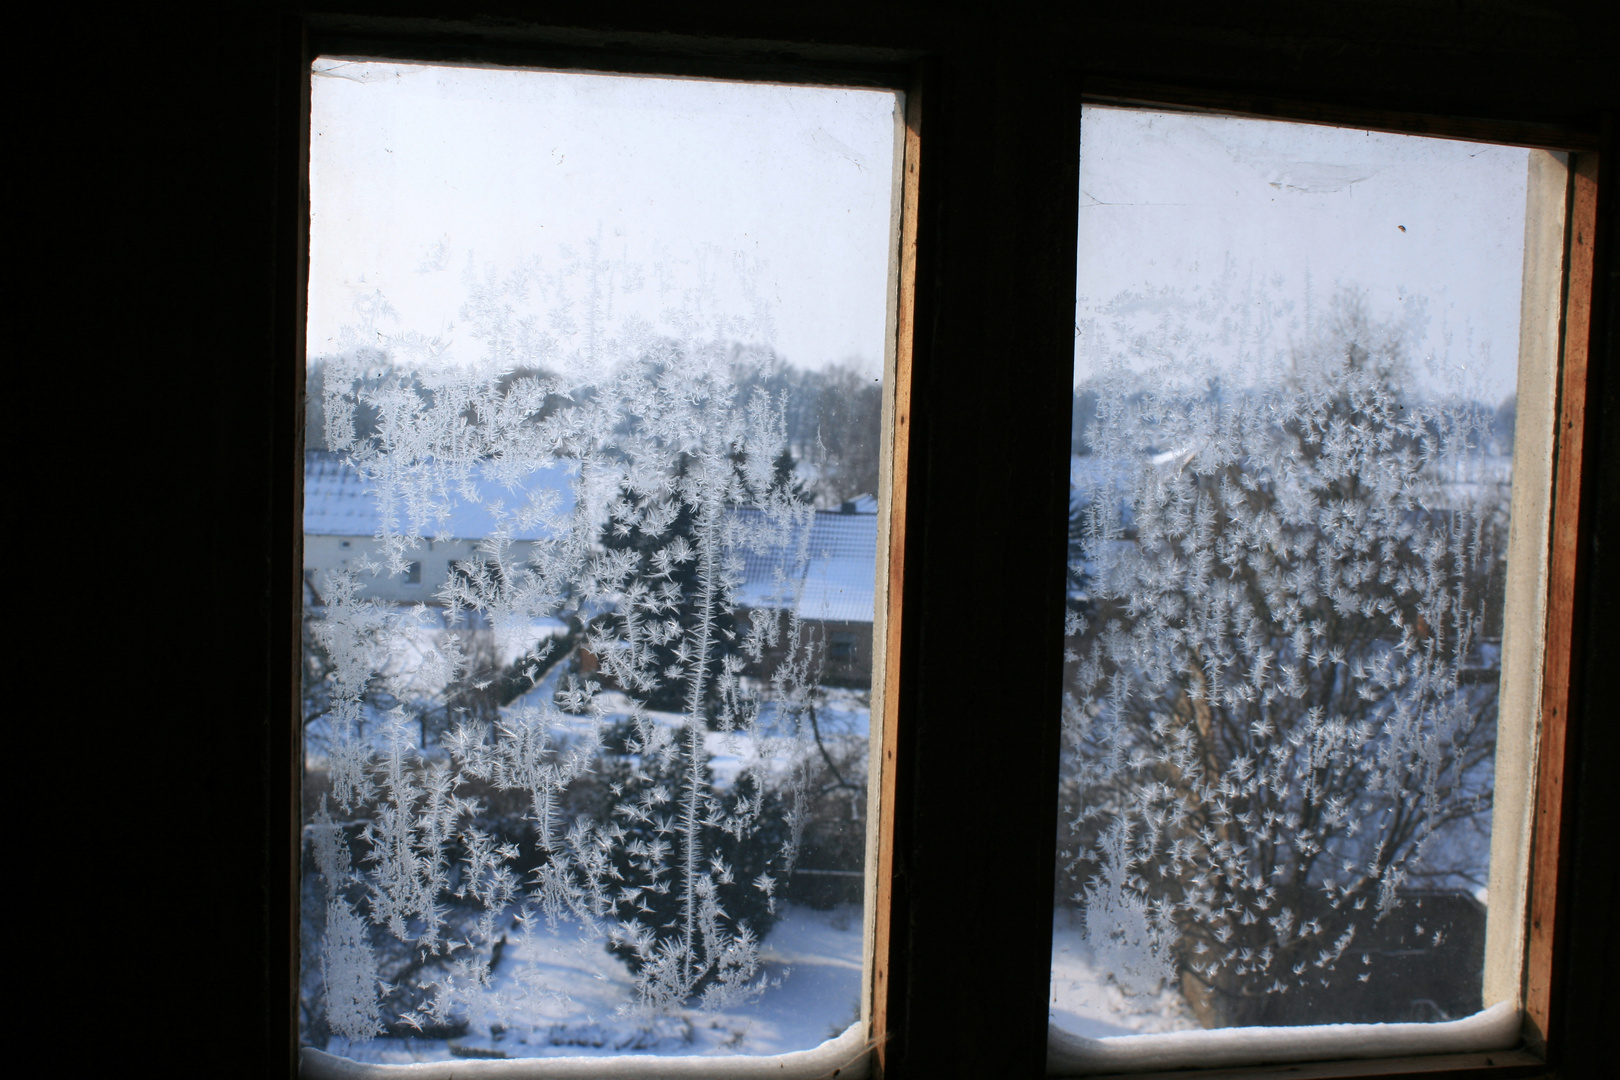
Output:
300 58 898 1065
1052 106 1543 1052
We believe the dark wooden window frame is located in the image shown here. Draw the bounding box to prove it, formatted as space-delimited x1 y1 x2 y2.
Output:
266 11 1612 1080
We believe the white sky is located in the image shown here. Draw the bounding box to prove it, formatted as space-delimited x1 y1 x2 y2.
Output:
308 59 901 376
1076 107 1533 404
309 72 1534 403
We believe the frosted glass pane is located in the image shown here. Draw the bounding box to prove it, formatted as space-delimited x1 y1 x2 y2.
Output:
300 58 896 1069
1051 107 1545 1066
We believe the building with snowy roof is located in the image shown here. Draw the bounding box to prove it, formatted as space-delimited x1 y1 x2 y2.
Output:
302 451 575 605
306 450 879 685
730 499 879 687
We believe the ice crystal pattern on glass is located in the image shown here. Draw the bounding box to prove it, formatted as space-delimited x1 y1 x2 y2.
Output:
302 257 849 1044
1063 300 1503 1026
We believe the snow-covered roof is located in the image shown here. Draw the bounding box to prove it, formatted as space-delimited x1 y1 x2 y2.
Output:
306 453 877 622
841 493 879 514
1070 453 1131 495
303 452 575 540
733 507 877 624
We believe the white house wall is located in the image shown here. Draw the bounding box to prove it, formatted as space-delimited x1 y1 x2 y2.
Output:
302 533 537 606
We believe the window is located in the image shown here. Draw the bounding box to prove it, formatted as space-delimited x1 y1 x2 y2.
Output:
235 13 1603 1080
1049 106 1571 1073
830 632 859 664
297 55 904 1074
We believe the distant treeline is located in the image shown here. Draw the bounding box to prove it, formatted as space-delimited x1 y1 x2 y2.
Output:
1069 386 1517 457
307 353 882 510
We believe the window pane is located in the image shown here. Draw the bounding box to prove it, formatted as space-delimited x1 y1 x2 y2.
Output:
1051 107 1558 1071
301 59 897 1069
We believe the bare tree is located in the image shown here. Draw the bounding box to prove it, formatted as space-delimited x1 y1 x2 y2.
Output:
1062 299 1505 1025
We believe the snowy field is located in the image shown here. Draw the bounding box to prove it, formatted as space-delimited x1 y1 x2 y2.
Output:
323 903 865 1064
1049 907 1198 1039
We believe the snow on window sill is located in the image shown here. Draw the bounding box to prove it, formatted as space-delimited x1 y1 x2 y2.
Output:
299 1021 869 1079
1047 1000 1519 1075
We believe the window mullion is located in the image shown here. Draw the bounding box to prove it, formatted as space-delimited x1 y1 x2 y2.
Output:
876 43 1081 1079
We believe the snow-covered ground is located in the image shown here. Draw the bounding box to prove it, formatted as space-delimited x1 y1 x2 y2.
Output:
323 903 864 1064
496 683 870 787
1049 907 1198 1039
303 645 873 1066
